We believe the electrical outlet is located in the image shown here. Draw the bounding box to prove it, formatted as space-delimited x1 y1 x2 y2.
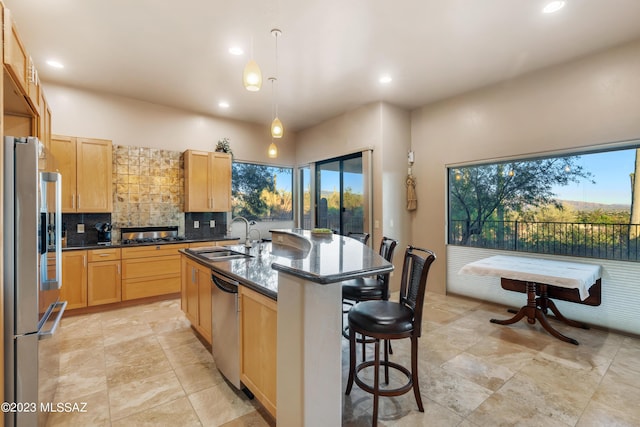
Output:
194 220 200 229
374 220 380 229
277 235 284 242
77 223 85 233
210 220 216 228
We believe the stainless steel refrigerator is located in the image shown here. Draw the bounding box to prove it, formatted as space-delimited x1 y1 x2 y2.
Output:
3 136 67 427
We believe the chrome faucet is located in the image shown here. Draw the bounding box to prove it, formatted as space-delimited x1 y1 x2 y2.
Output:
248 228 261 244
228 216 251 247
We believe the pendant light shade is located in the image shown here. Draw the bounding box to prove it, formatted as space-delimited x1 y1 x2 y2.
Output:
268 141 278 158
271 116 283 138
243 59 262 91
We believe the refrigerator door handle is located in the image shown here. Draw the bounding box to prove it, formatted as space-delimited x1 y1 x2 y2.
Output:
38 301 67 340
40 171 62 291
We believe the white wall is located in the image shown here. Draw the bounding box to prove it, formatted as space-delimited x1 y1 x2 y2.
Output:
410 38 640 331
296 102 412 291
43 83 296 166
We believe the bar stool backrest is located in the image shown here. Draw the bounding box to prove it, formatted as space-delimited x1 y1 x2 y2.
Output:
376 237 399 295
347 232 370 245
398 246 436 337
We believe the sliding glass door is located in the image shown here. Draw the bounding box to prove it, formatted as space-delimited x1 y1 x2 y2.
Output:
316 153 364 235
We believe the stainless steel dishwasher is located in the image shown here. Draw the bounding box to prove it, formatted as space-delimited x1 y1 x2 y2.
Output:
211 269 254 398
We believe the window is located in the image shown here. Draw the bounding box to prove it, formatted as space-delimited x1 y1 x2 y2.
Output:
232 162 293 221
448 144 640 261
299 166 312 229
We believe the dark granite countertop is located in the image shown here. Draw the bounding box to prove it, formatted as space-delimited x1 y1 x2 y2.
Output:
61 235 240 251
180 229 394 301
181 242 280 300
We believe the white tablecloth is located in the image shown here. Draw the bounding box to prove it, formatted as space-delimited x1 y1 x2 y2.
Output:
459 255 601 301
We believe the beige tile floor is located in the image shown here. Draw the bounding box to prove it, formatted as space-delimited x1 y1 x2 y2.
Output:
45 292 640 426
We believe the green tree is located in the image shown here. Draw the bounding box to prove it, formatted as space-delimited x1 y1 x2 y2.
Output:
232 163 276 219
449 157 593 244
232 163 292 220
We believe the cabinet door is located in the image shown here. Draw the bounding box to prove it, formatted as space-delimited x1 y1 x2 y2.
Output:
182 258 199 326
88 261 121 306
184 150 211 212
240 287 277 417
50 136 77 212
3 9 29 94
210 152 232 212
196 264 212 343
76 137 113 212
60 251 87 309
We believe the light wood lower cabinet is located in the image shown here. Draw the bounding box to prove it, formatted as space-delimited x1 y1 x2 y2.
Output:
62 248 123 309
87 248 121 306
122 244 186 301
181 256 212 344
60 251 88 309
239 286 277 417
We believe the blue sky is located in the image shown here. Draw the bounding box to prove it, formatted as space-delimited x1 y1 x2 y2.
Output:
281 149 637 204
552 148 636 205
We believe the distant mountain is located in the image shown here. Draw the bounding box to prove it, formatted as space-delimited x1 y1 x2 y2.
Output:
559 200 630 212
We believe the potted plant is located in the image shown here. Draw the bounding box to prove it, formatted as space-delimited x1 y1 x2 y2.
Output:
215 137 233 156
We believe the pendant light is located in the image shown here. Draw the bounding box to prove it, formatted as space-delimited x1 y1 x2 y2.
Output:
243 37 262 91
270 29 284 138
268 140 278 158
268 77 279 157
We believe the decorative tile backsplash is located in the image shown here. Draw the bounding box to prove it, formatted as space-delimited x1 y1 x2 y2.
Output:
61 145 230 246
112 145 185 237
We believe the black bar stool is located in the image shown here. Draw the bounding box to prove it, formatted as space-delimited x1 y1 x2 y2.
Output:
341 236 398 359
345 245 436 426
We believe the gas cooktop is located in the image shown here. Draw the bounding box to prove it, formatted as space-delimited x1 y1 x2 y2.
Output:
120 226 185 246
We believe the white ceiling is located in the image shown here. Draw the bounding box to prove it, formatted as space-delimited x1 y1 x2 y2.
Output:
5 0 640 132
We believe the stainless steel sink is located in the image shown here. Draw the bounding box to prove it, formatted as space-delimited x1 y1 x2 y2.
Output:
186 247 252 261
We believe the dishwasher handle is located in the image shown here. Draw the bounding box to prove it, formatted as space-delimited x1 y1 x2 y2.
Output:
211 271 239 294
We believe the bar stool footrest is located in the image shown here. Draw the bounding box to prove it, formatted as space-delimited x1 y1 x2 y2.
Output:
353 359 413 397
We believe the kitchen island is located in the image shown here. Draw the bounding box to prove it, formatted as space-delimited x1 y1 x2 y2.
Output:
180 229 394 426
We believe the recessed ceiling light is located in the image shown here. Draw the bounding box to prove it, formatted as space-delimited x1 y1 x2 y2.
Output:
46 60 64 69
379 75 392 84
229 46 244 56
543 1 566 14
218 101 230 108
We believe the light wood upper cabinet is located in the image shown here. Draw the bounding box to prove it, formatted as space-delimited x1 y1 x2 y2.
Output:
184 150 232 212
3 8 29 96
49 136 77 211
3 8 41 112
210 152 232 212
76 137 113 212
50 135 113 213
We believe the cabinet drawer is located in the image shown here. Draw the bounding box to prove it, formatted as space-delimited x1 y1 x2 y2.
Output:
122 255 181 279
121 243 187 259
122 275 181 301
88 248 121 262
